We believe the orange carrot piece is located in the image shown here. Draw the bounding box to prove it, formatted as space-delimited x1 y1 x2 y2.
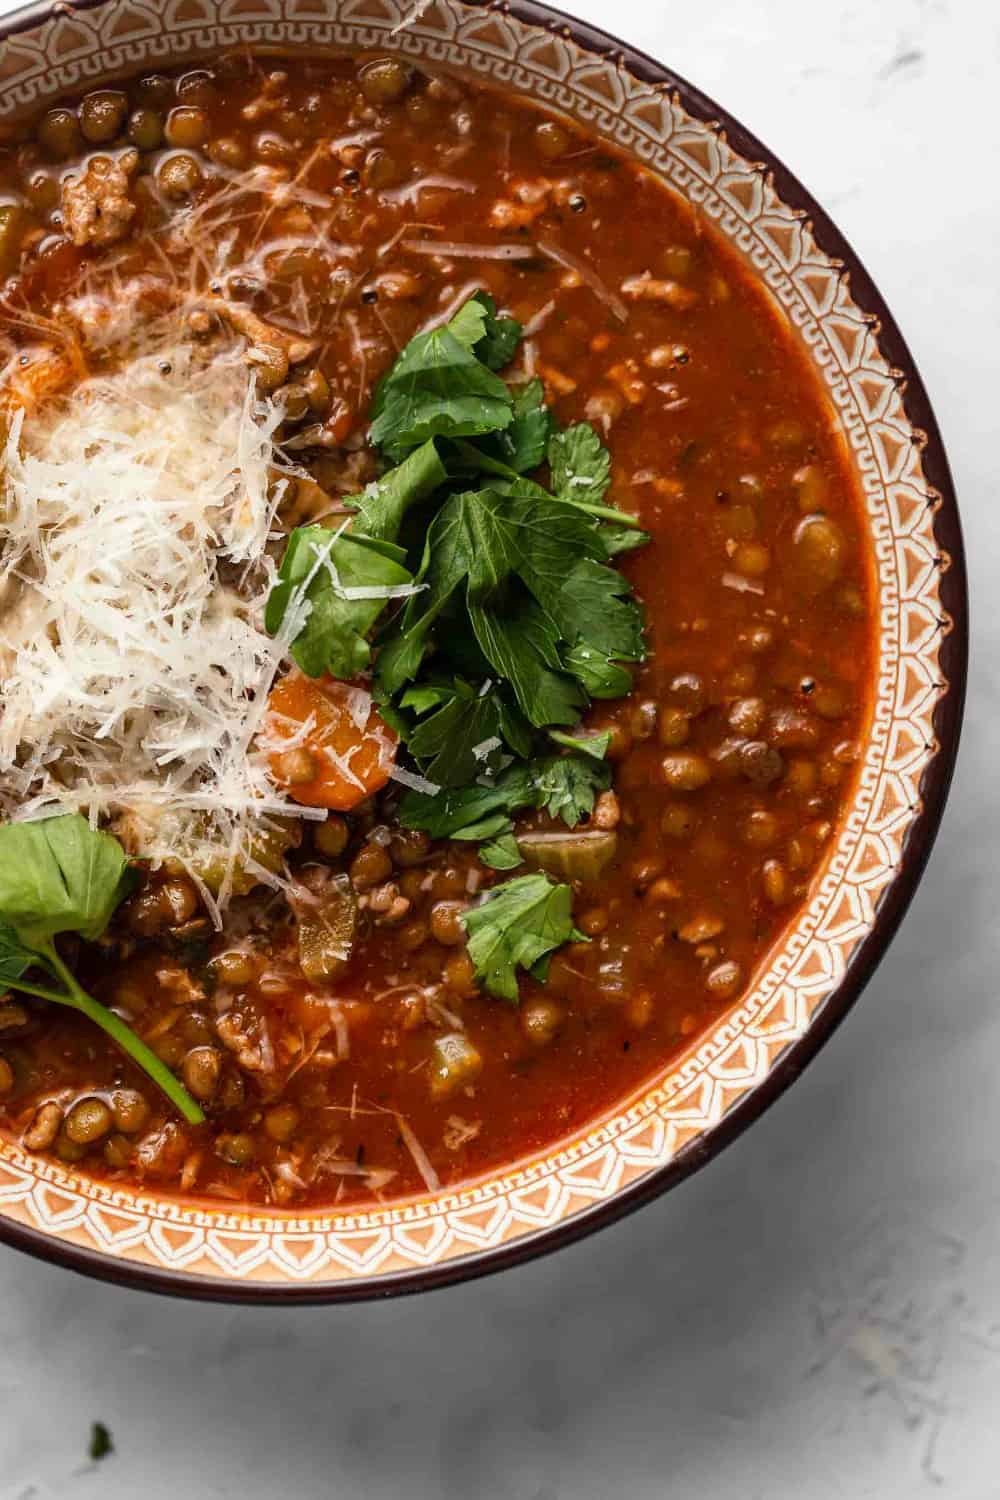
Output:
265 672 397 811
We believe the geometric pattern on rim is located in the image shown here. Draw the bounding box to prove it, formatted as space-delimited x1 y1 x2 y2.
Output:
0 0 952 1287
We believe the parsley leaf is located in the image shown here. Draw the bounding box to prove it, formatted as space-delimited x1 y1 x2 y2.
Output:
0 817 203 1123
377 483 606 722
398 754 606 836
491 379 552 472
535 756 610 827
462 873 584 1002
398 683 454 715
405 679 513 787
521 551 645 670
600 523 652 557
478 832 523 871
346 439 446 541
562 641 633 699
398 765 536 838
265 526 413 680
469 292 522 371
547 422 611 506
375 486 520 695
0 924 39 988
468 593 584 728
370 295 515 462
548 728 612 761
385 481 637 727
0 815 135 946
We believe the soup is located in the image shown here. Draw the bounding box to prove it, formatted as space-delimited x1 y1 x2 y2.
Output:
0 53 873 1207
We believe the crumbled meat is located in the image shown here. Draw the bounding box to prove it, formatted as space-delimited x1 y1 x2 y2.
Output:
155 967 205 1005
196 295 317 392
61 151 138 248
1 348 77 414
216 1011 271 1072
489 178 552 229
621 272 698 309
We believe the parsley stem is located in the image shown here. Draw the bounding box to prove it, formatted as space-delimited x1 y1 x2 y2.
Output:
566 499 642 527
29 945 206 1125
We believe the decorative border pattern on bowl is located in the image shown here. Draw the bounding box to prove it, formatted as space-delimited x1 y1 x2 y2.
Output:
0 0 966 1299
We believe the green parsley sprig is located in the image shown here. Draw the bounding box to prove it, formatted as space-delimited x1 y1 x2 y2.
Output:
0 815 204 1123
266 291 650 1000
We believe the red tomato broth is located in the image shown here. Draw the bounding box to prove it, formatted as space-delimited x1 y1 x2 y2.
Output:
0 52 874 1207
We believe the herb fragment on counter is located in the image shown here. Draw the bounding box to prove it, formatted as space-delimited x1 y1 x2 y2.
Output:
0 816 204 1123
461 872 585 1002
89 1422 113 1462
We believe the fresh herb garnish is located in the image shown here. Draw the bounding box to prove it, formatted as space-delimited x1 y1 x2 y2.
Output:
376 477 642 746
398 753 609 838
402 677 521 787
535 755 612 827
0 816 204 1123
477 832 523 871
489 377 552 473
345 438 446 542
264 439 448 680
548 728 612 761
370 293 518 462
266 290 649 1001
547 421 611 507
461 873 584 1002
264 526 413 680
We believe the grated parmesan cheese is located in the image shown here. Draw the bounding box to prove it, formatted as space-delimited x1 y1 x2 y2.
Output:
387 765 441 797
0 342 320 909
471 736 502 762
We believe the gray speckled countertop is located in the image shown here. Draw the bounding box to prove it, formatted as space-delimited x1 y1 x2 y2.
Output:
0 1 995 1494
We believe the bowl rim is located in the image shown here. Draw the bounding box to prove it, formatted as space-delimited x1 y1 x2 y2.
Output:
0 0 968 1303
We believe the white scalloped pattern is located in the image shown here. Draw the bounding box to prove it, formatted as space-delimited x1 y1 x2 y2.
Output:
0 0 952 1290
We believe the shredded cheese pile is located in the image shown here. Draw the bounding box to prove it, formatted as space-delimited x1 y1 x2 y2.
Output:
0 343 320 910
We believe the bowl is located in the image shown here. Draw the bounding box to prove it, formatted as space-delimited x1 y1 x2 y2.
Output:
0 0 967 1301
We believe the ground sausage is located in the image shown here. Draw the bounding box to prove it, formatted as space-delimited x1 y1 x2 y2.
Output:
61 151 138 247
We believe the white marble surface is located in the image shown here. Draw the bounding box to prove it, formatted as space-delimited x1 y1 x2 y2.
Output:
0 0 994 1494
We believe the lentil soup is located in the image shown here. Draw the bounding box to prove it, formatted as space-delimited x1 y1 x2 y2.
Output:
0 52 874 1209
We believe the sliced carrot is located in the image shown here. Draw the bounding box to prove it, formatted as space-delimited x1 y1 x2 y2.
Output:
265 672 397 811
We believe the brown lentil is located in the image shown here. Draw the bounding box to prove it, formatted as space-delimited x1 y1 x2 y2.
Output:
521 997 563 1045
658 706 690 747
264 1102 300 1143
350 843 393 891
661 752 712 792
64 1097 113 1145
111 1089 150 1134
429 901 467 947
24 1102 63 1152
182 1046 222 1102
79 91 127 144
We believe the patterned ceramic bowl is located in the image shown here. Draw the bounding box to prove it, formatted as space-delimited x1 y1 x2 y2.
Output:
0 0 967 1301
